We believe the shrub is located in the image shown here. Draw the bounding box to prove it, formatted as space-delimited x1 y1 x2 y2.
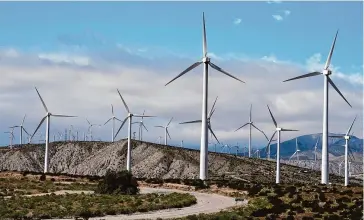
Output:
95 170 139 195
39 174 46 181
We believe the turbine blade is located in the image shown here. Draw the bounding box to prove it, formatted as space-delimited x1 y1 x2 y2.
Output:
165 61 202 86
208 96 218 118
155 126 165 128
327 77 352 107
209 62 245 83
281 128 299 131
179 120 202 124
234 123 249 132
111 104 114 115
104 118 112 125
251 123 269 141
52 114 77 117
117 89 130 113
348 146 355 161
346 115 357 136
324 30 339 70
283 71 322 82
166 128 171 139
267 105 277 128
208 125 220 144
21 114 26 125
22 127 30 135
142 123 148 132
35 87 48 112
167 117 173 126
30 115 47 141
266 131 277 152
209 107 217 118
250 104 252 122
86 118 91 125
202 12 207 57
329 135 344 138
114 116 128 139
133 115 155 118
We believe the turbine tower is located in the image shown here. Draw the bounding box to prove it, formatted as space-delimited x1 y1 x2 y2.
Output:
11 114 29 145
113 89 155 171
266 105 298 184
104 104 122 142
329 116 356 186
164 13 244 180
180 96 220 145
155 117 173 145
282 31 351 184
30 87 76 173
86 119 100 141
235 104 269 157
4 127 15 148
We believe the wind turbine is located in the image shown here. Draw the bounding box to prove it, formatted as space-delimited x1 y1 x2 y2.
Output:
235 104 269 157
267 138 277 160
104 104 122 142
282 31 352 184
165 13 244 180
30 87 76 173
313 136 320 162
180 96 220 145
329 116 356 186
86 119 100 141
113 89 155 171
11 114 30 145
4 127 15 148
290 138 301 161
155 117 173 145
265 105 298 184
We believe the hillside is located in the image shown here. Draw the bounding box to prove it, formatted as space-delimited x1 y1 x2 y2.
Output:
258 133 363 160
0 139 360 185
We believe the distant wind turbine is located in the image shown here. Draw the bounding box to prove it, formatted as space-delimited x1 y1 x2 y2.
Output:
235 104 269 158
289 138 301 161
86 119 100 141
104 104 122 142
165 13 244 180
265 105 298 184
30 87 76 173
283 31 352 184
113 89 155 171
11 114 29 145
329 115 357 186
155 117 173 145
4 127 15 148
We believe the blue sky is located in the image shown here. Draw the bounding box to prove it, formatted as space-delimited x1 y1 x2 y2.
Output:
0 1 362 71
0 1 362 147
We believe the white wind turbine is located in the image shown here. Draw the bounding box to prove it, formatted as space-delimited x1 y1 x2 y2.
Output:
30 87 76 173
86 119 100 141
235 104 269 157
132 110 149 141
329 116 357 186
266 138 277 160
4 127 15 148
113 89 155 171
283 31 352 184
155 117 173 145
313 136 320 162
104 104 122 143
253 149 261 158
266 105 298 184
289 138 301 161
11 114 30 145
165 13 244 180
180 96 220 146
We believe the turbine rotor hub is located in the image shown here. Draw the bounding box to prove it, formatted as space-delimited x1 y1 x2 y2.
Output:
276 127 282 131
323 69 332 76
344 135 350 140
202 57 210 63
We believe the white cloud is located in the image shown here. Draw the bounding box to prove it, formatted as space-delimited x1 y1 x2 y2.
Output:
38 53 90 66
0 49 362 148
267 0 282 4
283 10 291 16
233 18 242 25
272 15 283 21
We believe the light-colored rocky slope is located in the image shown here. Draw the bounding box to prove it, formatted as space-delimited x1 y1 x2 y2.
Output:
0 140 360 185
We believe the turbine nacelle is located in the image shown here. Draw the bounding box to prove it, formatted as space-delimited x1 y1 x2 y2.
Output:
202 57 210 63
344 135 350 140
276 127 282 131
322 69 332 76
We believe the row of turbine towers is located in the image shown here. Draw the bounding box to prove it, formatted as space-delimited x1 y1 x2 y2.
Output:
2 13 358 187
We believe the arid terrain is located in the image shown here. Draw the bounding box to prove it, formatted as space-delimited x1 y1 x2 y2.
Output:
0 139 361 185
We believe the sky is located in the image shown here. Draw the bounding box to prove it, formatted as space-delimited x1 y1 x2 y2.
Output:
0 1 363 149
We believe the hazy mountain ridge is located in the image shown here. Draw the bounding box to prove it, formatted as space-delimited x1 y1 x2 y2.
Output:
0 139 360 185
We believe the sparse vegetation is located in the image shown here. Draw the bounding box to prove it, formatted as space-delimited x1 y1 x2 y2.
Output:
96 170 139 195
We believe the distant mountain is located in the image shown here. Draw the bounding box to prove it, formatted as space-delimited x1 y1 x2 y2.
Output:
258 133 363 160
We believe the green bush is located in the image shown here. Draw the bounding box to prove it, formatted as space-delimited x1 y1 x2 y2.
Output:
96 170 139 195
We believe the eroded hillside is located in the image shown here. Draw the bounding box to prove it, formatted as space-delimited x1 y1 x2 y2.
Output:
0 140 359 185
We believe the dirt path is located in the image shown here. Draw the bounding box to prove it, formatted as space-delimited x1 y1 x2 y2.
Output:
47 187 242 220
